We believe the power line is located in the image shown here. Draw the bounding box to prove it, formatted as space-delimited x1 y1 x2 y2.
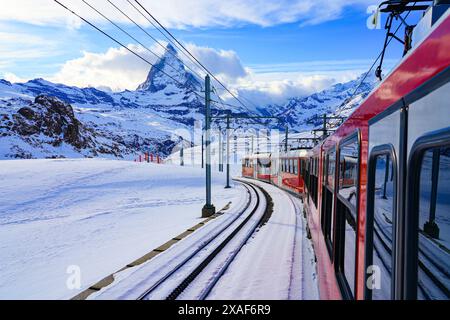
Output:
133 0 254 112
106 0 205 81
334 9 415 118
125 0 205 78
82 0 184 77
54 0 204 101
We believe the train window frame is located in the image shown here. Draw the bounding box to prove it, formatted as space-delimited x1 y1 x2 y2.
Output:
364 144 398 300
322 146 336 258
335 130 361 300
404 127 450 300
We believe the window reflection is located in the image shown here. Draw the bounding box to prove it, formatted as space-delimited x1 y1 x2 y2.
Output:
372 154 395 300
417 147 450 300
339 142 359 207
328 152 336 188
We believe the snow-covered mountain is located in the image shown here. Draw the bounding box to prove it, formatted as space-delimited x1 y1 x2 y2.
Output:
271 72 378 131
0 43 378 160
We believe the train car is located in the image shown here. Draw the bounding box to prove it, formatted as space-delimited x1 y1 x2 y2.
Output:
302 4 450 300
255 153 272 182
278 149 309 194
242 155 255 179
242 153 273 181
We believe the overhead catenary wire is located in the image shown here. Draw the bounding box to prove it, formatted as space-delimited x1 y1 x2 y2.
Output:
53 0 205 101
125 0 207 79
332 8 415 121
82 0 185 77
133 0 256 112
106 0 205 81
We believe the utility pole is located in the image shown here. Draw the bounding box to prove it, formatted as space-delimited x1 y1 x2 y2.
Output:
201 134 204 169
225 113 231 189
251 135 254 154
180 145 184 166
218 127 223 172
234 135 238 164
285 126 289 153
202 75 215 218
322 114 328 138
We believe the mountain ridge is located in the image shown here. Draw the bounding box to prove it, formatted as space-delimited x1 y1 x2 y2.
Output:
0 44 378 159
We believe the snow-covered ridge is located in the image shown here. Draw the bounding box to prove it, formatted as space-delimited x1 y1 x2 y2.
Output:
0 43 378 159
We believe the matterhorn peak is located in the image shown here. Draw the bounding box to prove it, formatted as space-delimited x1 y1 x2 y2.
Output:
136 43 201 93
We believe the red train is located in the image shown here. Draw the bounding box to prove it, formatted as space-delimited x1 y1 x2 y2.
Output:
242 3 450 300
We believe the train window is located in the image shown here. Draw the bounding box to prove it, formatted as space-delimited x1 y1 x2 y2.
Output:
294 160 298 175
336 135 360 299
366 151 396 300
339 142 359 207
416 146 450 300
322 149 336 255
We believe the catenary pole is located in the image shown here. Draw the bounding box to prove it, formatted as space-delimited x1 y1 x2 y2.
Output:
202 75 215 217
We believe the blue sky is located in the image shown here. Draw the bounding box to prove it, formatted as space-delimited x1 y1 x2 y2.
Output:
0 0 417 104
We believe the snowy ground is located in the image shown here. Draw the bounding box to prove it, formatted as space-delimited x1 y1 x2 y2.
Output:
205 179 318 300
0 159 242 300
89 177 318 300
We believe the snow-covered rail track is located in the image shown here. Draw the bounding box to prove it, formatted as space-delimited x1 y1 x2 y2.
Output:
138 180 270 300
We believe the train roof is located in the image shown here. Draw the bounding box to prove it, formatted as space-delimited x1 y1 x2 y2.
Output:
315 9 450 155
244 152 272 160
279 149 310 158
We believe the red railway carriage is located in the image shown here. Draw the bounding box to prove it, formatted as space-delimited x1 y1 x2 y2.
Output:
303 7 450 300
254 153 272 182
278 150 309 194
242 3 450 300
242 153 273 181
242 156 255 179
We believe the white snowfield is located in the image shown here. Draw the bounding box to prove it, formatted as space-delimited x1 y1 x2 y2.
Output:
0 159 242 300
90 178 319 300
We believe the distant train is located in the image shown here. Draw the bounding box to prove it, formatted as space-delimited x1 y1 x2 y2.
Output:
242 4 450 300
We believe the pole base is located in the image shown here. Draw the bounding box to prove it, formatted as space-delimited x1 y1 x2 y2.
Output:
424 221 440 239
224 186 232 189
202 204 216 218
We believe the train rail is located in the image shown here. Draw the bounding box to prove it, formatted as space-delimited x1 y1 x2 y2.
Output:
134 180 271 300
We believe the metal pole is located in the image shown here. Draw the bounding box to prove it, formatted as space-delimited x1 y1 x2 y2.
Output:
201 134 204 169
180 146 184 166
285 126 288 153
424 149 440 238
225 113 231 189
219 127 223 172
323 114 327 139
251 135 254 154
202 75 215 217
234 135 238 164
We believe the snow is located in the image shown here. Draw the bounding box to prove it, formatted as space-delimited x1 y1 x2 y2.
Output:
0 158 243 300
204 178 319 300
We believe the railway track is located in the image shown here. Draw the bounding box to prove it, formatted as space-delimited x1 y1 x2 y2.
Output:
134 180 270 300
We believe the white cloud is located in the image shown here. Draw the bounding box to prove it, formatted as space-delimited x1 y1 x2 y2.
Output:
2 72 30 84
185 44 248 80
47 43 250 92
49 44 156 91
8 41 372 106
0 0 376 28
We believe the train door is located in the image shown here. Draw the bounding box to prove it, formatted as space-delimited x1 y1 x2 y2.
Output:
321 147 336 257
366 67 450 300
404 68 450 300
366 106 402 300
335 132 361 300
